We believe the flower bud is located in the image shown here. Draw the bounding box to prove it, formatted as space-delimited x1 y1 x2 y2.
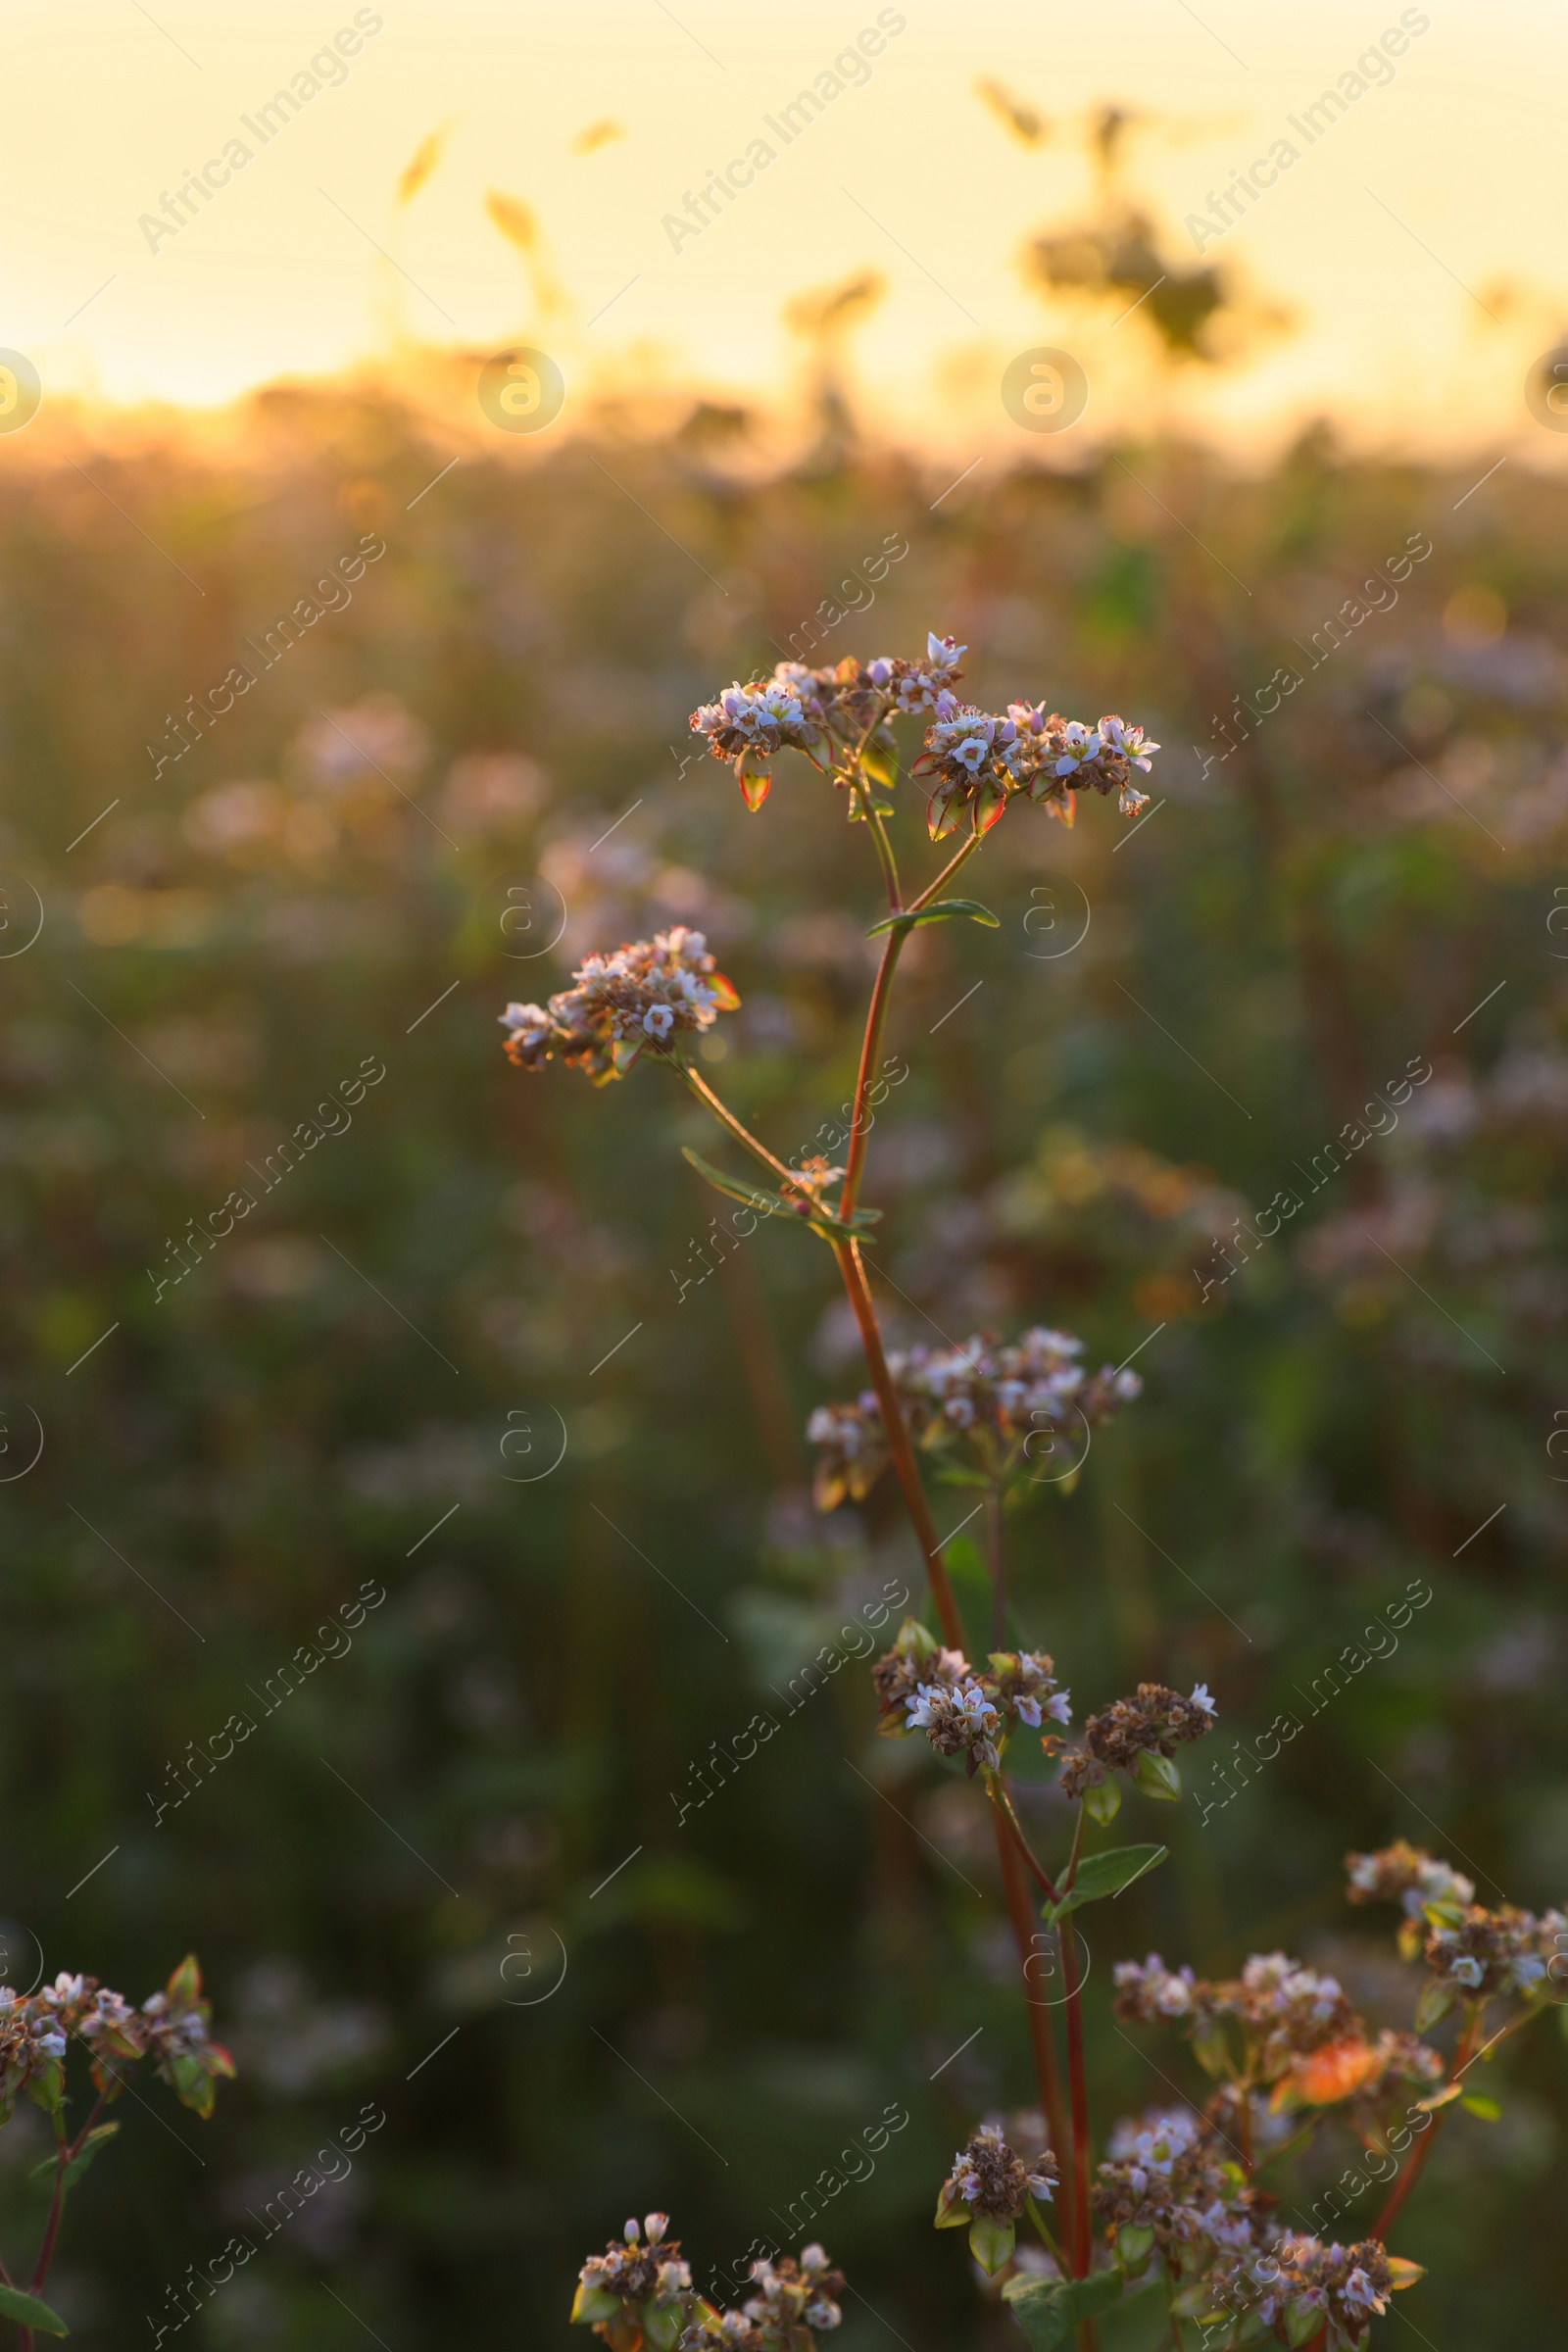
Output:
1115 2224 1155 2275
1132 1748 1181 1801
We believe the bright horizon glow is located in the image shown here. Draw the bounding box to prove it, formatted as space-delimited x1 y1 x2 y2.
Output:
5 0 1567 462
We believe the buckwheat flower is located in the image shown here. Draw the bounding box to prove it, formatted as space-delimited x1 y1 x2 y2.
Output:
691 677 825 808
1052 720 1101 779
501 926 740 1085
870 1620 968 1725
1422 1901 1551 2012
1113 1956 1200 2023
1057 1681 1217 1803
907 1676 1003 1774
1345 1839 1474 1927
1189 1683 1215 1715
805 1396 887 1510
988 1649 1067 1733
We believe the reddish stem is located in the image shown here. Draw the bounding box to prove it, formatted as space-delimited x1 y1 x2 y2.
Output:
1058 1919 1094 2279
1371 2013 1480 2242
832 1239 965 1649
839 936 906 1218
992 1808 1073 2230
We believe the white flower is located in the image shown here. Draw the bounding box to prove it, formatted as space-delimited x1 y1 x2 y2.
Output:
1045 1690 1073 1725
1190 1684 1215 1715
642 1004 674 1039
1450 1955 1484 1987
928 631 967 665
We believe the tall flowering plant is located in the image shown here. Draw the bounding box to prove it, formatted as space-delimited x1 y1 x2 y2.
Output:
0 1957 233 2344
503 640 1562 2350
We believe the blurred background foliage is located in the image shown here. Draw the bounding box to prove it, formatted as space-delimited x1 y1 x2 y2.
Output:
4 146 1568 2345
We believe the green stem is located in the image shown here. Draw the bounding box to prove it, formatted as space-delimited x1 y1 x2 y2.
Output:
850 775 903 911
677 1064 797 1187
907 828 983 913
1052 1805 1093 2278
1026 2190 1068 2269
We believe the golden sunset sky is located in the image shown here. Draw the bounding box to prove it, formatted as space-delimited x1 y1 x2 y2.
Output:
7 0 1566 456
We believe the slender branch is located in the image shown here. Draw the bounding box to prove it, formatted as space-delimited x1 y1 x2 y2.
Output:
29 2113 72 2297
907 828 982 914
992 1809 1073 2242
838 930 906 1217
851 777 903 911
831 1239 964 1649
1048 1804 1093 2280
1371 2008 1483 2241
984 1773 1059 1902
677 1064 797 1187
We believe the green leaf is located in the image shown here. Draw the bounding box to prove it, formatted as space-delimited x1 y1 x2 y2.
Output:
680 1147 775 1213
1460 2093 1501 2120
1413 1977 1456 2033
968 2214 1016 2274
1081 1777 1121 1827
30 2123 120 2196
1045 1844 1168 1923
1002 2269 1122 2349
0 2285 70 2335
864 897 1000 938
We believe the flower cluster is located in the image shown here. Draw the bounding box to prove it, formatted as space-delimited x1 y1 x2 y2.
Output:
500 927 739 1085
914 700 1158 840
934 2122 1058 2274
0 1957 235 2122
690 636 965 809
1424 1904 1548 2007
1346 1839 1474 1933
572 2222 844 2352
806 1326 1141 1509
1056 1682 1216 1816
689 636 1160 842
1209 2232 1411 2349
871 1618 1068 1775
1110 1949 1442 2120
1346 1842 1563 2020
685 2248 845 2348
1095 2106 1264 2270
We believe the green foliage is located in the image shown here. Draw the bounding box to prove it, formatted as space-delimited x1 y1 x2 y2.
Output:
1045 1843 1167 1921
1002 2268 1122 2347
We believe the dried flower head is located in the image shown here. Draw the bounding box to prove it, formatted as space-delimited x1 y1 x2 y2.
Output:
1212 2231 1416 2347
1424 1904 1547 2004
500 926 739 1085
934 2122 1057 2275
1057 1682 1216 1810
